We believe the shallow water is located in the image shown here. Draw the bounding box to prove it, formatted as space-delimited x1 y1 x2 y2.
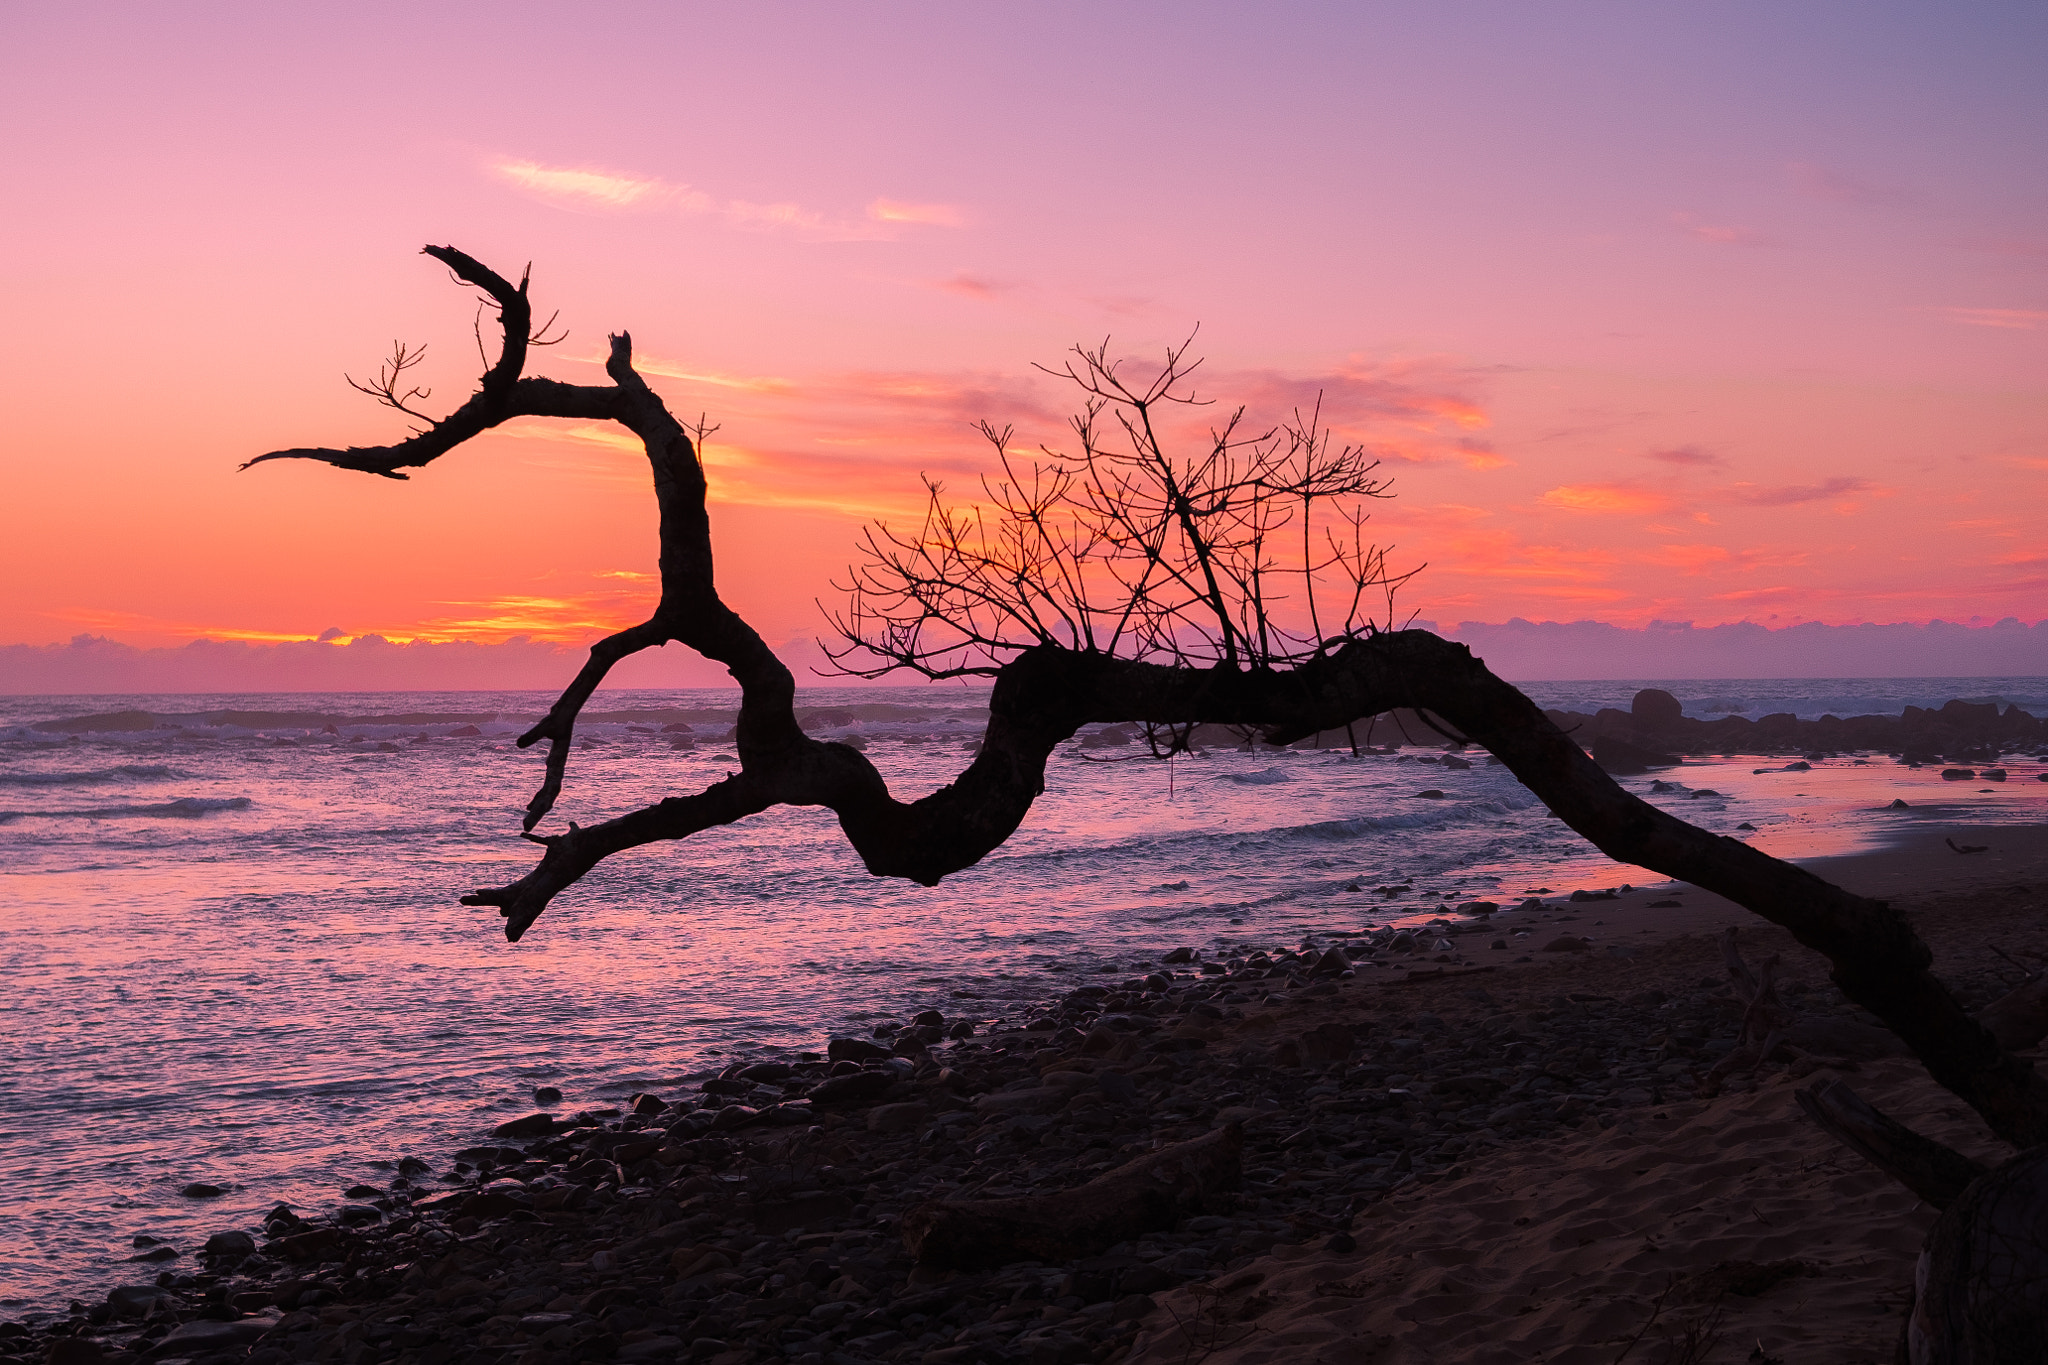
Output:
2 678 2043 1311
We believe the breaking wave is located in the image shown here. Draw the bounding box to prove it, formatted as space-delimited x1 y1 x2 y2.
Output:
0 795 252 823
0 764 180 787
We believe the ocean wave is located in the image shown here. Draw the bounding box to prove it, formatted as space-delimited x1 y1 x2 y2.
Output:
0 796 252 823
1218 767 1293 786
0 764 180 787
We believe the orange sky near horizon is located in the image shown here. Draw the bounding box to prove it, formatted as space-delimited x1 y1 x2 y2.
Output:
2 4 2043 667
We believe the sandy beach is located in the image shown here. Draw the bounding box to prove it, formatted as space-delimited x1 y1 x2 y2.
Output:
6 821 2045 1365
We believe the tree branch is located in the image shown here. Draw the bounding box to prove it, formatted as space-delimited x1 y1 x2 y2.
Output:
252 249 2048 1162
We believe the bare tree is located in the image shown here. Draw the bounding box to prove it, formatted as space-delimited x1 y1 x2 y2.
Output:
253 249 2048 1355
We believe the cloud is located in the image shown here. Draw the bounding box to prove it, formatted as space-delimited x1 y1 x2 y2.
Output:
493 159 694 211
1642 445 1724 468
1441 617 2048 681
588 353 795 393
1786 161 1911 207
868 199 967 227
1536 484 1667 514
1672 212 1770 246
937 273 1008 301
1725 477 1873 507
1936 307 2048 331
1653 544 1733 574
490 157 961 242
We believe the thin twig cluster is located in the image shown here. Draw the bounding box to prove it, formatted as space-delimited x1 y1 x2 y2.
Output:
827 336 1417 686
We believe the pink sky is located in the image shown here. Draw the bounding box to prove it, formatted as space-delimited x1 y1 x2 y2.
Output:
2 3 2043 689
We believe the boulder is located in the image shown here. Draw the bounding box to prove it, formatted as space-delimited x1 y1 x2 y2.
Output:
203 1229 257 1258
826 1036 895 1064
1591 734 1679 775
151 1317 277 1354
807 1070 894 1107
491 1112 555 1139
1631 688 1685 728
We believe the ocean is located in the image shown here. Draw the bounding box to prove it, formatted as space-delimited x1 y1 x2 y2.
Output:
3 676 2045 1312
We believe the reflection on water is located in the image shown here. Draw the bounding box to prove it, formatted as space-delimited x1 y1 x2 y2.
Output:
1 682 2043 1310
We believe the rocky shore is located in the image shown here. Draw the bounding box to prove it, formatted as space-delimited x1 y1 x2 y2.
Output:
11 858 2043 1365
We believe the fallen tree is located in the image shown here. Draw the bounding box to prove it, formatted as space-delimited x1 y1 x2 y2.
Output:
251 248 2048 1358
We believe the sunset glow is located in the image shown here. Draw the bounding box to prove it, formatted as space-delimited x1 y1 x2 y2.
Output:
2 3 2043 687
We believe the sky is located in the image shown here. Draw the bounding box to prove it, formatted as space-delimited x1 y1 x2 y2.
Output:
2 2 2044 690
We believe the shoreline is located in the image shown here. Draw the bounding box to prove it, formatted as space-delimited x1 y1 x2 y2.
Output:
6 823 2047 1365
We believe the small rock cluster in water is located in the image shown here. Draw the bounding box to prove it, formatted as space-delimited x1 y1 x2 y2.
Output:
2 916 1920 1365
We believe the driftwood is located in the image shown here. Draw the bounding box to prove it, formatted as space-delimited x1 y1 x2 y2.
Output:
899 1124 1243 1270
1977 967 2048 1053
249 248 2048 1165
1794 1079 1989 1211
1905 1147 2048 1364
1701 927 1798 1095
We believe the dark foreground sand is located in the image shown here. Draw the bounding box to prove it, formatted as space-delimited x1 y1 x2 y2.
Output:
6 824 2045 1365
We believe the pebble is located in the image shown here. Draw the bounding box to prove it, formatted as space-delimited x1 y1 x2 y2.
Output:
1 922 1938 1365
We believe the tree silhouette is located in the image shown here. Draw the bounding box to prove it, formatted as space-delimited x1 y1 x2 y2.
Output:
252 250 2048 1351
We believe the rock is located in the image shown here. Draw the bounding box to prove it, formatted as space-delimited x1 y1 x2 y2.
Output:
1415 789 1446 799
827 1036 895 1064
1455 900 1498 916
1161 947 1196 964
45 1337 103 1365
709 1104 761 1131
1631 688 1685 728
336 1204 383 1226
903 1124 1243 1269
1542 936 1592 953
913 1009 947 1027
1942 768 1976 780
153 1317 276 1353
974 1088 1063 1117
203 1229 257 1258
808 1070 895 1106
630 1092 668 1115
1591 735 1678 775
1977 972 2048 1051
1309 946 1351 976
1299 1022 1360 1066
867 1102 930 1133
273 1226 347 1263
106 1285 175 1318
491 1112 555 1139
178 1182 226 1198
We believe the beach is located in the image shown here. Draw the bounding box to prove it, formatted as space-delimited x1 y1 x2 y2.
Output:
6 819 2044 1365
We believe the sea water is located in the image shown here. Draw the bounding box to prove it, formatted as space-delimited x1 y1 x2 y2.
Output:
2 678 2045 1311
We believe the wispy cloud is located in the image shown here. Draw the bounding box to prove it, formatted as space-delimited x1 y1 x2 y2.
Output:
490 157 966 241
493 159 697 212
1786 161 1912 207
1672 212 1770 246
1642 444 1724 468
1935 307 2048 331
869 199 967 227
1653 544 1732 573
1725 476 1873 506
937 273 1009 301
583 352 795 393
1536 483 1668 514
